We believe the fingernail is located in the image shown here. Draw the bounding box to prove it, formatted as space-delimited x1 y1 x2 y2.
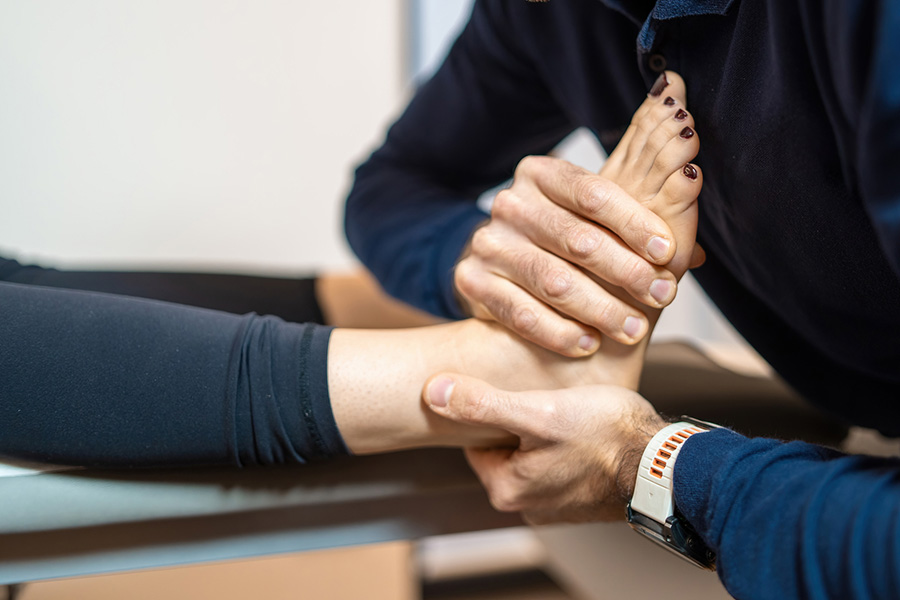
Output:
647 236 670 260
663 96 676 106
674 109 688 121
679 126 694 139
427 377 454 408
650 279 674 304
578 334 598 351
623 316 643 339
648 73 669 97
683 164 699 180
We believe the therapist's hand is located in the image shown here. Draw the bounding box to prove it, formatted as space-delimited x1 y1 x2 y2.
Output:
453 156 679 357
423 373 667 524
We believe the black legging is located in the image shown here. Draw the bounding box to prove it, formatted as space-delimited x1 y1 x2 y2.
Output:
0 257 325 324
0 257 346 468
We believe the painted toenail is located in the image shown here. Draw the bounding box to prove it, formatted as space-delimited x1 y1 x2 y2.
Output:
648 73 669 97
664 96 676 106
623 316 643 338
675 109 688 121
647 236 670 260
683 164 699 180
650 279 674 304
679 126 695 139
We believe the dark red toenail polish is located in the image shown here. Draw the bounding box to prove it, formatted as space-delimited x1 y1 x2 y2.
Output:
649 73 669 97
679 126 694 139
664 96 676 106
675 109 688 121
683 164 698 180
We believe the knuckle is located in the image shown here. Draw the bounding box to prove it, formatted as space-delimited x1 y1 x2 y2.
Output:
514 154 545 179
510 304 540 335
457 390 493 424
490 189 521 221
575 178 614 218
592 299 621 331
541 268 574 300
619 257 653 290
453 260 480 297
469 226 501 259
512 458 540 483
619 209 652 242
490 485 523 513
564 225 600 261
544 323 577 355
537 400 559 424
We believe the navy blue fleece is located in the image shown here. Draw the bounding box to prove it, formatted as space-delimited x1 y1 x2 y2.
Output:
676 430 900 599
345 0 900 597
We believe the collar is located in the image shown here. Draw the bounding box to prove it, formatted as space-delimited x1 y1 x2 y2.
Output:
599 0 737 51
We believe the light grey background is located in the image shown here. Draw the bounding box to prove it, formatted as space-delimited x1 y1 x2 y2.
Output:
0 0 406 273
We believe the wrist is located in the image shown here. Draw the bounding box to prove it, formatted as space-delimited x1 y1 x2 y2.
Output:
615 413 667 502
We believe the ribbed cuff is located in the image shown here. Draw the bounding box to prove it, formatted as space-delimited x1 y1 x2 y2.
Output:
672 427 748 548
297 324 350 459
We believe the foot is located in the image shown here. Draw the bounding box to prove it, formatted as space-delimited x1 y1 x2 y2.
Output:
586 70 702 388
600 71 700 281
468 71 702 392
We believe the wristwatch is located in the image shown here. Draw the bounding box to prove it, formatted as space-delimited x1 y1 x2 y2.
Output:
626 417 719 570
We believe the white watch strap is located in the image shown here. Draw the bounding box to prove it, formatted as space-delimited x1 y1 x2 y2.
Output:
630 421 710 523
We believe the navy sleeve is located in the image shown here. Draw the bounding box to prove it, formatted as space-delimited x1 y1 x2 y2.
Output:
0 281 348 468
674 429 900 600
344 0 575 318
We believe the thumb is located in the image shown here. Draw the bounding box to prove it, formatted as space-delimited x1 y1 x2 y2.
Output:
423 373 539 438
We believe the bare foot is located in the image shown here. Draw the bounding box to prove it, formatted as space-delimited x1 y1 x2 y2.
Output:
465 71 702 392
585 70 702 388
600 71 700 281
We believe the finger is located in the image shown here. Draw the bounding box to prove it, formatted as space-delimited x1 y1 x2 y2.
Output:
456 257 604 356
424 374 554 440
491 190 677 309
689 243 706 269
514 156 676 265
469 228 651 344
464 447 529 513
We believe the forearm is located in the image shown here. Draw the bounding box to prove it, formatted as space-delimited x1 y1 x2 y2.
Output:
345 2 572 318
675 429 900 599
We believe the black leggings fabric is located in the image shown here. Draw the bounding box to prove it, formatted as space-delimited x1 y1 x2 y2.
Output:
0 258 325 324
0 257 347 468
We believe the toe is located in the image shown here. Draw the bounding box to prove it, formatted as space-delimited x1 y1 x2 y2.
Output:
652 162 702 278
658 71 688 107
643 114 700 191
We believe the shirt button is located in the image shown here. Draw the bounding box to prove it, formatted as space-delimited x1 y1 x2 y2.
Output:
649 54 667 72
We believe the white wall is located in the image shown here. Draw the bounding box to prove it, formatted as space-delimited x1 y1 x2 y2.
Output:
0 0 405 274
